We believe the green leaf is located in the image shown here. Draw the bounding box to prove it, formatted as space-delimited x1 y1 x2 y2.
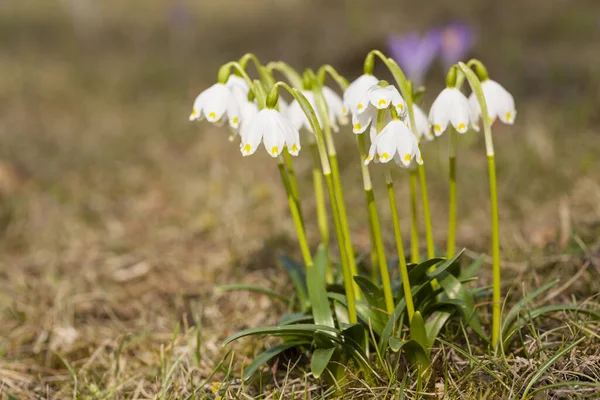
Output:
341 323 367 352
460 254 485 279
242 341 308 380
438 272 487 341
521 337 586 399
279 313 313 326
353 276 385 310
333 301 350 326
502 280 559 335
218 284 289 303
408 258 445 283
410 311 429 356
503 304 600 347
389 339 430 371
425 310 453 348
379 282 430 354
327 293 385 335
307 244 334 328
427 249 465 279
311 347 336 378
223 324 340 346
279 255 308 310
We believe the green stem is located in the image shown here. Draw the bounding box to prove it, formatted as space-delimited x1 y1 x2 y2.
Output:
309 140 333 283
458 61 501 348
386 171 415 320
365 50 435 260
283 149 303 226
238 53 275 89
274 82 358 324
311 74 361 299
447 128 457 258
356 132 394 314
265 61 304 88
409 169 420 263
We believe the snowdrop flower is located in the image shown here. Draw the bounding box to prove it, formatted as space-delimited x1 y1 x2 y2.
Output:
440 22 474 70
240 108 301 158
322 86 348 126
352 106 377 134
412 105 434 141
388 31 440 86
468 79 516 125
365 120 423 167
189 75 249 129
368 85 406 115
429 87 471 136
343 74 379 116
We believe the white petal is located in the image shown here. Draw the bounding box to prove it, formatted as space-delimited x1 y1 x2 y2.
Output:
395 122 417 166
226 75 249 94
375 123 399 163
189 91 207 121
343 74 379 115
447 88 470 134
368 86 398 110
259 109 286 157
276 112 301 156
240 110 266 156
484 80 516 124
200 83 230 123
429 88 452 136
352 107 376 134
392 90 407 117
322 86 345 123
412 105 433 140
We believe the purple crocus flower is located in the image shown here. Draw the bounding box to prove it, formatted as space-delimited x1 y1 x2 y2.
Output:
439 22 475 70
387 31 441 86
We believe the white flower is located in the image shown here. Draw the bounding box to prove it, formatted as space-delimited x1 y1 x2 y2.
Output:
429 87 471 136
365 120 423 167
352 106 377 134
368 85 406 116
343 74 379 116
411 105 434 141
322 86 348 127
468 79 516 125
240 109 301 157
189 75 249 129
287 91 337 133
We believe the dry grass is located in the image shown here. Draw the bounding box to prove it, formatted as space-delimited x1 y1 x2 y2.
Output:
0 1 599 399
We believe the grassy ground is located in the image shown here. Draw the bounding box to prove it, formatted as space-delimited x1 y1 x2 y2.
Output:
1 1 600 398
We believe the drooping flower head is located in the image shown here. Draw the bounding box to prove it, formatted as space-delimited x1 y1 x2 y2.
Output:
240 108 301 158
365 120 423 168
429 87 471 136
350 82 405 134
387 31 441 86
440 22 474 70
342 74 380 117
469 79 516 125
189 74 250 130
412 105 434 141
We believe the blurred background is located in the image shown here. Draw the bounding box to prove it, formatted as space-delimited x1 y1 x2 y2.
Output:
1 0 600 397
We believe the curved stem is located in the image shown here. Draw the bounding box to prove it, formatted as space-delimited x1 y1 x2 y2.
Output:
317 64 350 91
447 128 457 258
238 53 275 89
274 81 358 324
266 61 303 88
458 61 501 349
385 171 415 321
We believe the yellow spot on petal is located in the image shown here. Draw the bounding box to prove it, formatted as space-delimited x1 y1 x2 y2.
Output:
208 111 217 120
342 107 347 114
381 152 389 161
418 156 423 163
457 123 466 131
434 124 441 132
488 117 494 124
404 154 412 162
191 109 198 117
505 112 512 121
378 99 386 107
291 144 298 153
243 144 251 153
271 146 279 155
354 123 361 131
397 103 404 110
232 117 239 125
357 103 364 110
